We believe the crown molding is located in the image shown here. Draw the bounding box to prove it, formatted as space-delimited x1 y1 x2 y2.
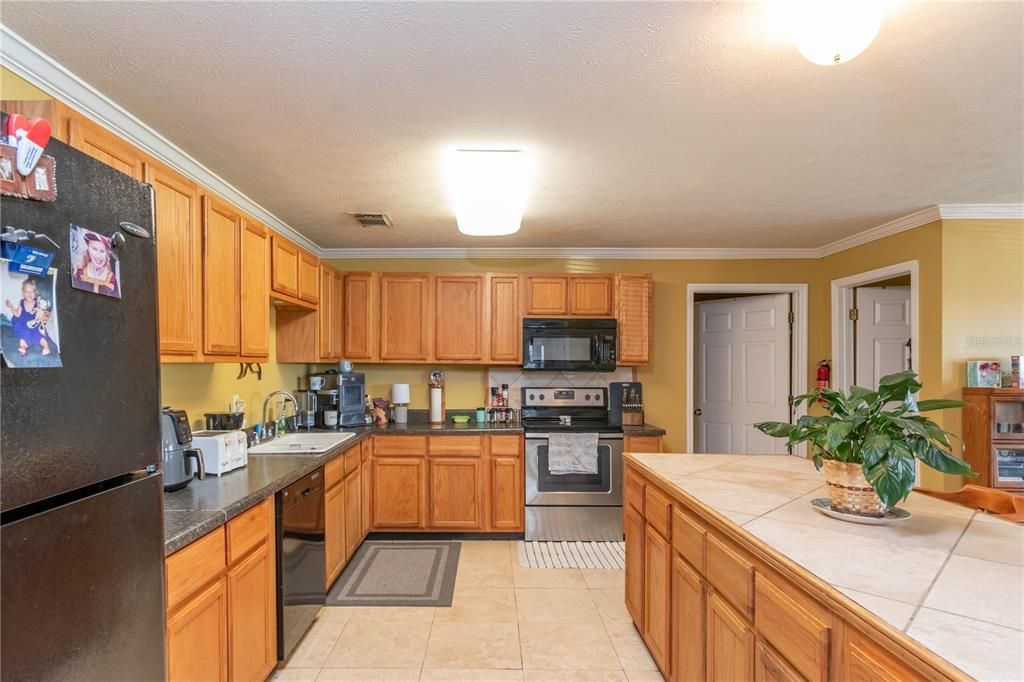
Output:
937 203 1024 220
814 206 942 258
319 246 821 260
0 24 321 253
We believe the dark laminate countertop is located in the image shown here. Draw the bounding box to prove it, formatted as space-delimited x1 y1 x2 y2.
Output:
162 419 666 555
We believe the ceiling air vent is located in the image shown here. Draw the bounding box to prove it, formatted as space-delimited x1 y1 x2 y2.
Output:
349 213 394 228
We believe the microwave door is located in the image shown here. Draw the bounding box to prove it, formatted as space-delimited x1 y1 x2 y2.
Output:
525 331 599 370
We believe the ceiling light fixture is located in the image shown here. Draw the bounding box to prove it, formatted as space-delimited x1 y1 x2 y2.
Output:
443 148 534 236
786 1 884 66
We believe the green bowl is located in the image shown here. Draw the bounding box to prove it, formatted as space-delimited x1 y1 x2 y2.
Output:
451 415 470 424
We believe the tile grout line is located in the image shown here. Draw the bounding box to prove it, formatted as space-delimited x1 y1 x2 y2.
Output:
905 511 977 631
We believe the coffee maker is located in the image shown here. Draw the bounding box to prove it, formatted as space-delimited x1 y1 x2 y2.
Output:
161 408 206 491
309 369 366 428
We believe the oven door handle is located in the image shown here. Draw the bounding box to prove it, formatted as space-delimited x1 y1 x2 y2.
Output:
525 433 624 441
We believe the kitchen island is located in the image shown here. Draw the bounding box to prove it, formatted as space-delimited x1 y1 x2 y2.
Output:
624 453 1024 682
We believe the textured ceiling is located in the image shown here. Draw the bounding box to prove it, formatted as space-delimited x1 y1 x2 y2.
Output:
2 1 1022 248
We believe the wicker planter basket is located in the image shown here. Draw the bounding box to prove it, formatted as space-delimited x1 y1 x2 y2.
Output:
821 460 886 517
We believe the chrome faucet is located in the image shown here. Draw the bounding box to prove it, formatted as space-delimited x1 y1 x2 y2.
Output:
262 390 299 436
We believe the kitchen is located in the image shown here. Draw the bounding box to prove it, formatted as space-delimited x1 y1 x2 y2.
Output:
1 2 1023 682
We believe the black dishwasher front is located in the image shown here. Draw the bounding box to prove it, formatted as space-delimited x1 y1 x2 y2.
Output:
277 467 326 660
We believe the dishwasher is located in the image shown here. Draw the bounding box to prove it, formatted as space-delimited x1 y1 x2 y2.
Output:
276 467 326 660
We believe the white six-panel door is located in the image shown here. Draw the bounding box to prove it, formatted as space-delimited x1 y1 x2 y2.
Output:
694 294 792 454
854 286 912 388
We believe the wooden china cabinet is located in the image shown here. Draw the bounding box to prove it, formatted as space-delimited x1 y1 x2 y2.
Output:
962 388 1024 491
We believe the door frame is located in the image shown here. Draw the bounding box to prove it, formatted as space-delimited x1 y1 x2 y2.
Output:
830 260 919 393
686 283 809 454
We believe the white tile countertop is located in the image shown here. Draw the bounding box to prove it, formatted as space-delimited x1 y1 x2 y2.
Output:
628 453 1024 682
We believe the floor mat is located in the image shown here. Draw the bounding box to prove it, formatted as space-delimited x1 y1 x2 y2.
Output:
326 540 461 607
517 540 625 569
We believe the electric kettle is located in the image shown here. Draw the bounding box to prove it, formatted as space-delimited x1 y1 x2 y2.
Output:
161 408 206 492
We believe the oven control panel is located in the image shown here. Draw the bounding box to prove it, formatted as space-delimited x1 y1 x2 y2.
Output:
522 388 606 407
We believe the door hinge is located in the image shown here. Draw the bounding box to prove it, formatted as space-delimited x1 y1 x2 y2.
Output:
848 307 859 321
787 310 795 324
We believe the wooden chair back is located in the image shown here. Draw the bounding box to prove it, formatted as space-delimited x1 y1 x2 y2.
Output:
914 485 1024 523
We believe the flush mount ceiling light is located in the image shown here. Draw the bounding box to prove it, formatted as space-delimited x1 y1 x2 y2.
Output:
443 148 534 236
786 1 884 65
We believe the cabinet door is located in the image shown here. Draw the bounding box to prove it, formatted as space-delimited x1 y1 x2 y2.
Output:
644 525 672 674
343 273 379 361
488 275 521 363
755 640 804 682
270 234 299 298
625 436 662 454
298 250 320 303
146 161 202 360
360 452 372 538
202 196 242 356
673 555 706 682
227 543 276 682
616 274 652 365
325 483 346 588
330 269 344 359
624 504 645 626
344 471 361 560
841 628 923 682
68 114 145 179
318 265 335 359
524 276 569 316
435 274 485 361
707 592 755 682
490 455 523 530
166 578 229 682
428 457 483 529
240 219 270 358
570 275 614 316
372 457 426 528
380 274 432 361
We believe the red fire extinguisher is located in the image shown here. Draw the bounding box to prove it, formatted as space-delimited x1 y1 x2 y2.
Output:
816 360 831 395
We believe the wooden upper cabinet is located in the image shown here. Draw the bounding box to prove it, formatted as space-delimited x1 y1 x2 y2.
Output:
68 113 145 180
380 274 432 362
569 275 614 316
145 161 202 361
434 274 485 362
298 251 320 304
617 274 652 365
488 275 521 364
343 272 379 361
318 265 343 360
270 234 300 299
239 219 270 359
1 99 71 143
202 196 242 356
524 275 569 316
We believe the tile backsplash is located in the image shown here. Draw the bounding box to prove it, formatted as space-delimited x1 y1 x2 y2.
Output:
487 368 636 407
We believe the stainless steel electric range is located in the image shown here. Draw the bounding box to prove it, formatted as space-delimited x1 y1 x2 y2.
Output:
522 387 624 541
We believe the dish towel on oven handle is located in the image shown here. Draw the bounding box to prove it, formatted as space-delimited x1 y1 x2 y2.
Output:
547 432 600 475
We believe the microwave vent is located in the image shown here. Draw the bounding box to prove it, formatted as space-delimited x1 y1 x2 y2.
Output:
349 212 394 228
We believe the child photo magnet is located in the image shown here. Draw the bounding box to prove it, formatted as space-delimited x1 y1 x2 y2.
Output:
1 268 62 368
70 224 121 298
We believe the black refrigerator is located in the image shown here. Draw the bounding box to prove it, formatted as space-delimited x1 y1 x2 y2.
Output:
0 131 166 680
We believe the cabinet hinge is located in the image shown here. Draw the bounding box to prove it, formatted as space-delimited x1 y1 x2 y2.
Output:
848 307 859 321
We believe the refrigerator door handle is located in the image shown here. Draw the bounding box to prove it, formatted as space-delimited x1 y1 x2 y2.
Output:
185 448 206 480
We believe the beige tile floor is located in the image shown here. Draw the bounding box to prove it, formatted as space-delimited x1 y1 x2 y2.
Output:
274 541 665 682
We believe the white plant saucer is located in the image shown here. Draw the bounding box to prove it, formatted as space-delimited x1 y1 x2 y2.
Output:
810 497 912 525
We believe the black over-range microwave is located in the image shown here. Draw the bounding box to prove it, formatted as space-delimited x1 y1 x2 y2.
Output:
522 318 617 372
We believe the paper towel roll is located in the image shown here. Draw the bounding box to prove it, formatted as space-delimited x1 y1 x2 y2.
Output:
430 387 444 423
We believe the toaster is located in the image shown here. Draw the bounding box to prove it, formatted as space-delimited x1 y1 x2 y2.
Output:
191 430 248 475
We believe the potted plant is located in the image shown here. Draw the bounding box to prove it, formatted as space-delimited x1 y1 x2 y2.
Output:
755 371 974 516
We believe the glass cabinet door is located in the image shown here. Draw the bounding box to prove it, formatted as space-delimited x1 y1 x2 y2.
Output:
993 399 1024 438
993 445 1024 488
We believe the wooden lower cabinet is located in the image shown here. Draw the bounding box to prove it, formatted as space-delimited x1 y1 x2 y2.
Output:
360 443 373 537
490 455 523 530
624 435 662 454
344 470 362 559
644 524 672 674
624 504 646 624
672 555 705 682
227 542 276 682
325 481 346 588
429 457 483 529
707 591 755 682
841 628 924 681
755 639 805 682
373 457 427 528
167 577 230 682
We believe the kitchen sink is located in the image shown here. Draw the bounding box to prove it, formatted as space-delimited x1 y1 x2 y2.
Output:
247 432 358 455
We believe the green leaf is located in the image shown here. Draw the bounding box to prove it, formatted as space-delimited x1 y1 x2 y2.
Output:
848 385 878 406
914 399 966 412
825 421 855 451
860 432 890 468
915 441 975 476
894 417 932 440
865 454 917 509
755 421 795 438
877 371 922 403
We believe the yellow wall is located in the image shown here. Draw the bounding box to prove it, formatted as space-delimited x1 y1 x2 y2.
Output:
160 309 308 430
941 219 1024 469
0 67 52 100
326 257 821 454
